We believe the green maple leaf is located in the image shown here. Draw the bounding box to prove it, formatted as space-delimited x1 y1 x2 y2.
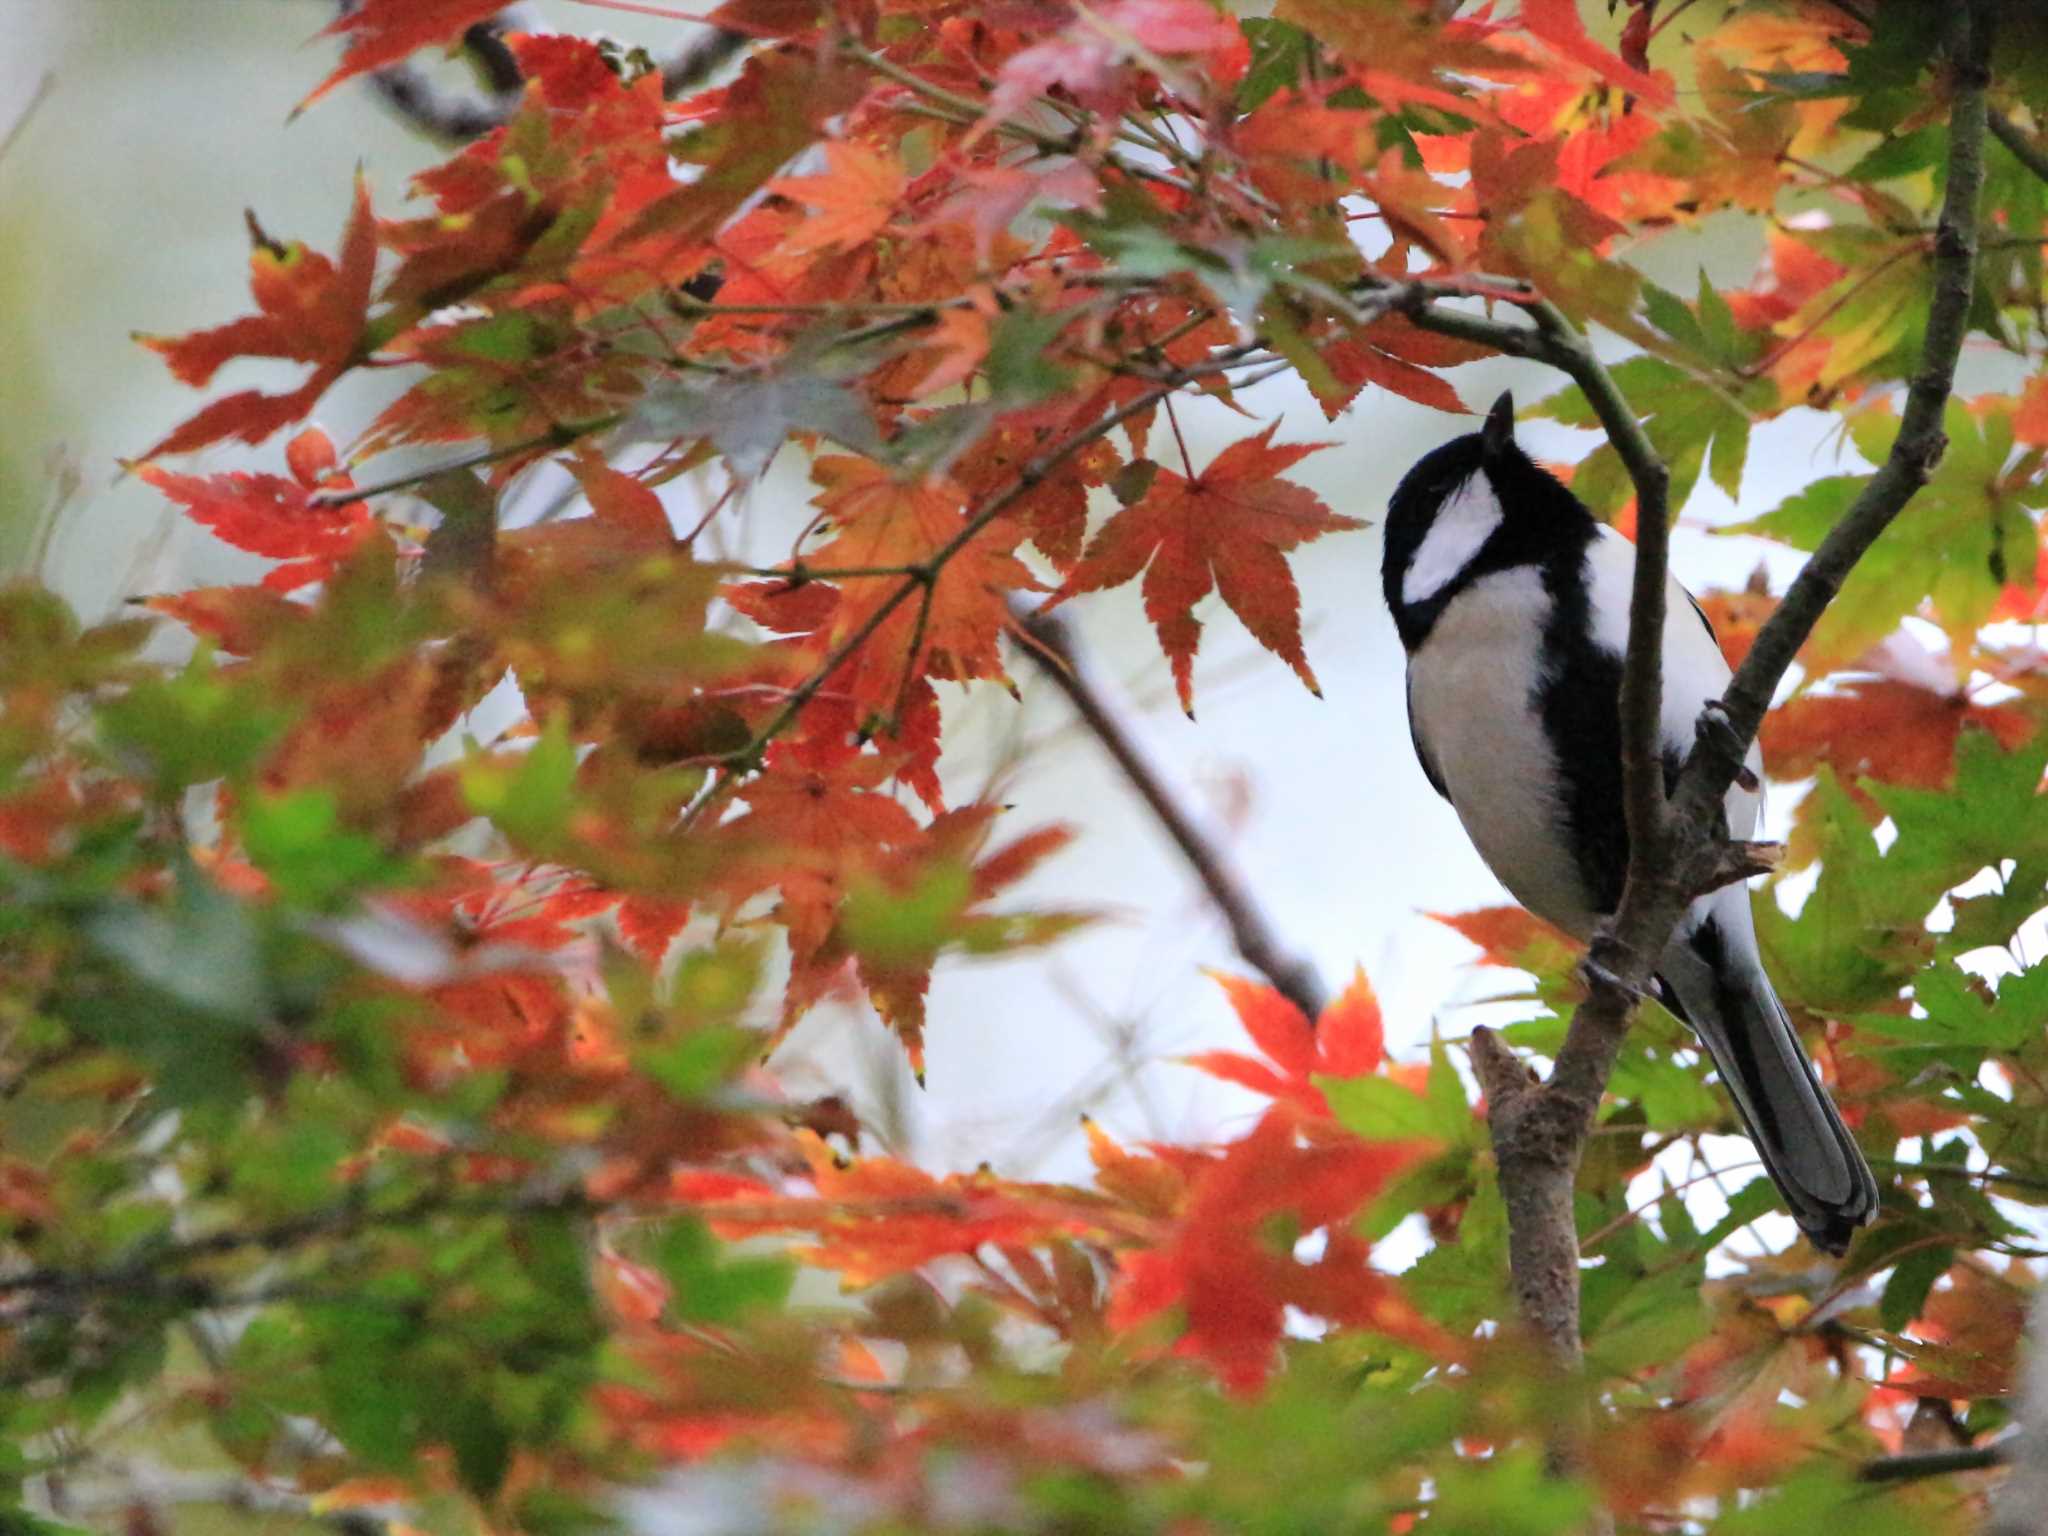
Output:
1755 772 1942 1015
1731 401 2040 667
1531 356 1753 519
1872 723 2048 891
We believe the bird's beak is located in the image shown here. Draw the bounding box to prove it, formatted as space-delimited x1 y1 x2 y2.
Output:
1482 390 1515 462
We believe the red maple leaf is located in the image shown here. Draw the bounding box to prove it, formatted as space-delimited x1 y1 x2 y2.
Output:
1109 1105 1439 1392
138 463 373 594
1761 679 2037 791
1519 0 1673 107
301 0 518 109
733 457 1042 729
1186 968 1388 1113
1046 424 1360 714
139 180 377 458
571 453 675 544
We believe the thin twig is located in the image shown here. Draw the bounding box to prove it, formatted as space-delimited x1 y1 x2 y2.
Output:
1014 603 1328 1022
0 69 55 172
722 346 1265 768
310 416 621 507
1990 110 2048 189
1671 7 1992 830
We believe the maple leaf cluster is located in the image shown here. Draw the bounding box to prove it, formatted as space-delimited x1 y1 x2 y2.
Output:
5 0 2048 1530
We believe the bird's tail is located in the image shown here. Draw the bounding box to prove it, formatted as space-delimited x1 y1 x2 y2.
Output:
1656 895 1878 1256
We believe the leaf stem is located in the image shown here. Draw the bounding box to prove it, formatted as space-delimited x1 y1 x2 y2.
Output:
311 415 624 507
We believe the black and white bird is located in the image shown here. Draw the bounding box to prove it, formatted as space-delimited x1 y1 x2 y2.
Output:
1382 392 1878 1254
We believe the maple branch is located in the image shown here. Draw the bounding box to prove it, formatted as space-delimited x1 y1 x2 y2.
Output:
1669 2 1991 832
1990 1284 2048 1534
1510 0 1994 1384
1388 281 1676 1389
0 68 53 171
707 345 1266 782
1364 6 1991 1426
309 415 623 507
36 1463 389 1536
1014 603 1328 1022
0 1180 598 1303
669 296 969 318
1989 110 2048 191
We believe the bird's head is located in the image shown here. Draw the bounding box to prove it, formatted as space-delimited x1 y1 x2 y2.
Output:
1380 390 1597 650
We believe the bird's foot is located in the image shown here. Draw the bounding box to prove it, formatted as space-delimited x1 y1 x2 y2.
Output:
1580 955 1649 1002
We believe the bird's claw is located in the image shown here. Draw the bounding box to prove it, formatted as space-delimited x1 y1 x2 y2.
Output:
1695 701 1760 791
1580 956 1648 1002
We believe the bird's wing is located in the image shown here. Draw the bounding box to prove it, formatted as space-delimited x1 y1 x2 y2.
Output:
1406 671 1450 801
1682 585 1719 646
1584 527 1764 836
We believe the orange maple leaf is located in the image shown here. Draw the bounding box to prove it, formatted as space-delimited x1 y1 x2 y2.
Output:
145 586 307 655
570 452 675 544
736 458 1042 724
139 178 377 458
1109 1104 1438 1392
1518 0 1673 107
695 1130 1132 1287
1046 424 1360 714
302 0 518 109
1185 968 1387 1114
1761 679 2036 791
1429 906 1581 976
769 142 907 257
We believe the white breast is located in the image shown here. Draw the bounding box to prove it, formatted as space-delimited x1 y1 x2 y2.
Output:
1408 565 1596 935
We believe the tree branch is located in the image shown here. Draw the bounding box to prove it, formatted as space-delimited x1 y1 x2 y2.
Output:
1989 110 2048 190
1386 289 1673 1395
1990 1283 2048 1533
1014 603 1328 1022
1670 6 1991 830
34 1463 390 1536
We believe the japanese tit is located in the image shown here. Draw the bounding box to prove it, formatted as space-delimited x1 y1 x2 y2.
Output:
1382 392 1877 1255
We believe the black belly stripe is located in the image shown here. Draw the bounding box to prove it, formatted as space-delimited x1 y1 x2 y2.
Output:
1536 550 1628 917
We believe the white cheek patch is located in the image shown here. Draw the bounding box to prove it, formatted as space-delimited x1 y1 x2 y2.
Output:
1402 474 1503 607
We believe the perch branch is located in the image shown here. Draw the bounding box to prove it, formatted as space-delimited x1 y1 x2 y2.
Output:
1989 110 2048 190
1677 38 1990 826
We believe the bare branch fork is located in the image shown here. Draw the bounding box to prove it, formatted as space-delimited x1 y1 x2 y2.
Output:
1390 0 1996 1448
